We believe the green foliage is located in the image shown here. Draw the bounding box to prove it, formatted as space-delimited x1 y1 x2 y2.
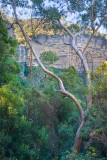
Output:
52 0 107 29
92 61 107 98
24 87 52 160
0 84 33 160
32 0 44 6
44 7 61 21
40 50 59 65
0 3 107 158
81 62 107 158
60 66 86 107
67 24 82 33
26 66 46 89
61 147 107 160
14 18 62 43
0 13 20 85
28 66 86 158
21 66 83 159
1 0 28 8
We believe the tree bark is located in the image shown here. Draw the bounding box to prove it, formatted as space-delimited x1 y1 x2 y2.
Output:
73 120 85 154
59 16 107 154
11 2 85 154
59 21 92 153
11 2 107 155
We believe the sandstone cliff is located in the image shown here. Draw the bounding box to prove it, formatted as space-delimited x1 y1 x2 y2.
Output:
26 34 107 71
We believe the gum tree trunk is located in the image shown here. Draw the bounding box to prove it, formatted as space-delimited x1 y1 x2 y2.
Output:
11 2 106 155
59 22 92 153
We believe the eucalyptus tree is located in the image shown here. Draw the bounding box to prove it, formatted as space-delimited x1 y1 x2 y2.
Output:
1 0 107 155
49 0 107 153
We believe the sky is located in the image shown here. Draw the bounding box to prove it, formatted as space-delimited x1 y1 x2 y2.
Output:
0 0 106 34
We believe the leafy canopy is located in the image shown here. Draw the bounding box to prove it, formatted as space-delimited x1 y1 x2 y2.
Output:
51 0 107 29
0 13 20 85
40 50 59 65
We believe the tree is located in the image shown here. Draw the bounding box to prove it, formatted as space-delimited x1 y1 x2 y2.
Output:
0 15 36 159
1 0 107 155
82 62 107 158
0 12 20 85
52 0 107 153
10 1 84 154
40 51 59 65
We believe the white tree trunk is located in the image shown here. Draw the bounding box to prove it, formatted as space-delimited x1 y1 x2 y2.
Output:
11 2 106 154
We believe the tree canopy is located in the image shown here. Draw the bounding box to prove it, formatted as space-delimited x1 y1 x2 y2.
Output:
0 0 107 159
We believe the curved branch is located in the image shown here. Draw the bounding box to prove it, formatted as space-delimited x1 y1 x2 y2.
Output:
73 119 85 154
11 2 84 119
61 90 84 118
59 20 74 38
71 38 91 89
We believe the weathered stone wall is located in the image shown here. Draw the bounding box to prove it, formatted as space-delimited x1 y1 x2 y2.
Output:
26 34 107 71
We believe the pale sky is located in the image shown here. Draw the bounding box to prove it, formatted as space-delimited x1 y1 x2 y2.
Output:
0 0 106 34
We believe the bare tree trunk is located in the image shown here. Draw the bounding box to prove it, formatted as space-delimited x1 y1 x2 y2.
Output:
59 22 92 153
71 38 92 108
73 120 84 154
12 3 84 117
12 4 88 153
59 17 106 153
11 3 106 155
11 3 85 154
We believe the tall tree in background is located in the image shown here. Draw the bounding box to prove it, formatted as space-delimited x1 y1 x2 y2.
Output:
1 0 107 154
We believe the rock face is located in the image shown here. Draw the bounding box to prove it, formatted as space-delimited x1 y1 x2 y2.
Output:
26 34 107 71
